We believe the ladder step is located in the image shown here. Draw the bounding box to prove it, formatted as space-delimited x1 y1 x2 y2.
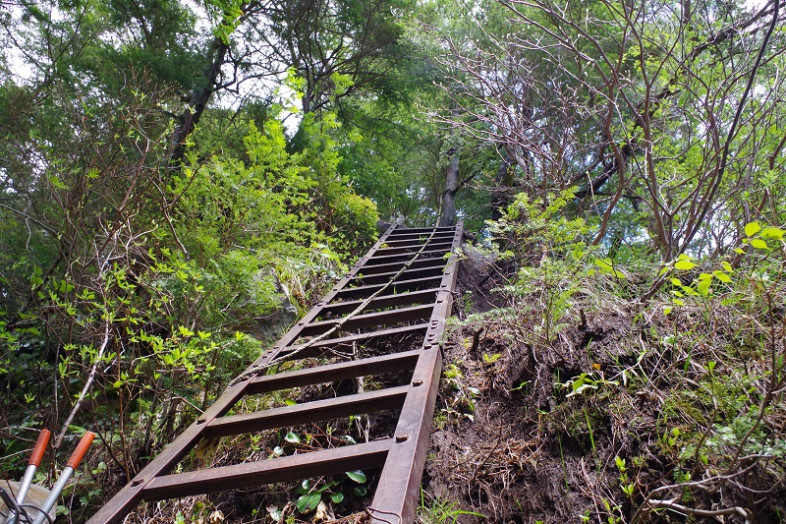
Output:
381 237 453 247
351 266 444 286
276 323 429 359
355 258 445 276
387 226 454 235
318 289 438 317
245 351 420 395
334 276 443 300
298 304 433 337
373 241 453 256
142 439 392 500
362 248 451 266
205 386 409 438
382 231 455 241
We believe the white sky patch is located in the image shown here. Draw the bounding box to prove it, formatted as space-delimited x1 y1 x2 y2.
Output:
744 0 768 9
4 5 38 84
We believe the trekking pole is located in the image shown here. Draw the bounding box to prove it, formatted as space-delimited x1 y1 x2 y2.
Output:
5 429 51 524
30 432 94 524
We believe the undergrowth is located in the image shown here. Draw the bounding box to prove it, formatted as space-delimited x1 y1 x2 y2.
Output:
421 192 786 523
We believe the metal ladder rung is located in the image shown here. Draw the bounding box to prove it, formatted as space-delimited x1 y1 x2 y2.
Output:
380 237 453 247
245 350 420 395
354 258 446 276
373 241 453 256
205 386 409 438
387 226 454 235
318 289 439 317
277 324 429 358
298 304 433 337
334 276 443 300
351 266 444 285
362 248 451 266
142 439 392 500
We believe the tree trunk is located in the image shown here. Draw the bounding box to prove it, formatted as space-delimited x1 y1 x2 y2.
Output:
491 151 513 221
439 146 460 227
169 37 228 165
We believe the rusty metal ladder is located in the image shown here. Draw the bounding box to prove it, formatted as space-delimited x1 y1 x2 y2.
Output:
88 222 464 524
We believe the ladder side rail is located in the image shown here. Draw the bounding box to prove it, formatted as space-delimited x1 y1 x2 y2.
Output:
368 222 464 524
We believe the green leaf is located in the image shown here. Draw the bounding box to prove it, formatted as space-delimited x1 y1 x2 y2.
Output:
722 261 733 272
285 432 301 444
696 273 712 296
751 238 768 250
674 260 695 270
745 221 761 237
760 227 784 240
345 470 367 483
330 492 344 503
712 271 731 283
296 492 321 513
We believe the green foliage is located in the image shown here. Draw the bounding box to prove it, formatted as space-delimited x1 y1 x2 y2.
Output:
614 456 635 499
290 471 368 515
418 490 485 524
294 111 379 254
0 6 379 515
561 373 619 399
490 188 594 341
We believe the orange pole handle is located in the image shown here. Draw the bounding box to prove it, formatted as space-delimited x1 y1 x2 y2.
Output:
66 431 95 469
28 429 51 467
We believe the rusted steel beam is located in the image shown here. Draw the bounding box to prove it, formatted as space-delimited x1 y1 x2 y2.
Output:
362 248 451 266
354 258 445 276
370 350 442 524
373 241 453 256
382 234 454 244
334 276 444 300
297 304 434 337
369 222 464 524
204 386 409 439
281 323 429 356
245 351 419 395
378 237 452 248
382 231 454 242
386 226 454 235
351 266 444 286
142 440 392 500
317 289 439 317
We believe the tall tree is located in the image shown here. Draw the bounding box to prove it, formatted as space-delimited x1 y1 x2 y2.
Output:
426 0 786 260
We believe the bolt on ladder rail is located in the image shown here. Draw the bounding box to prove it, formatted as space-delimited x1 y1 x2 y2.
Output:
88 222 464 524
